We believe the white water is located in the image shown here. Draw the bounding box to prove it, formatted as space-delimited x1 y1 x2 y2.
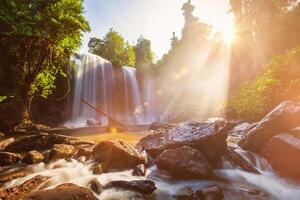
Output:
66 53 157 127
4 151 300 200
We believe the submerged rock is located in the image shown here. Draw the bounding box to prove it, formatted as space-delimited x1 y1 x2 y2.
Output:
50 144 75 161
0 175 48 200
0 152 21 166
137 121 232 161
22 150 44 164
239 101 300 152
91 163 103 175
88 178 104 195
4 133 94 152
155 146 212 179
92 140 146 170
264 133 300 181
105 180 156 195
0 168 30 183
24 183 98 200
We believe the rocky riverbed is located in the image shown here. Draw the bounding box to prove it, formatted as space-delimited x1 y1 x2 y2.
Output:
1 100 300 199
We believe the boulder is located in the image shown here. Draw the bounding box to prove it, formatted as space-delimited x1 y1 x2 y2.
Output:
239 101 300 152
132 164 146 176
0 152 21 166
155 146 212 179
24 183 98 200
22 150 44 164
4 133 94 152
263 133 300 181
137 121 232 160
0 137 14 151
92 140 146 170
49 144 75 161
88 178 103 194
0 175 48 200
105 180 156 195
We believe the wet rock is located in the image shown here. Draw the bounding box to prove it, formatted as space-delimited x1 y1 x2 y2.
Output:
228 122 256 137
76 147 92 160
88 178 104 194
92 140 146 170
105 180 156 195
148 122 174 131
49 144 75 161
195 186 224 200
0 152 21 166
91 163 103 175
155 146 212 179
0 137 14 151
132 164 146 176
137 121 232 161
223 148 259 174
24 183 98 200
264 133 300 181
172 187 195 200
0 168 30 183
239 101 300 152
0 175 48 200
4 133 94 152
22 150 44 164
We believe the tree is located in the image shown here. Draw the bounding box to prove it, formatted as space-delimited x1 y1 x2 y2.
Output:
134 36 153 70
88 28 135 67
0 0 90 123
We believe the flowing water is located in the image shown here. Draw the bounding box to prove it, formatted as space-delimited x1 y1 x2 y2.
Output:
3 149 300 200
66 53 157 127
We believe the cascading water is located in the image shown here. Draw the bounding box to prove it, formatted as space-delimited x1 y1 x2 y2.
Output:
66 53 157 127
4 150 300 200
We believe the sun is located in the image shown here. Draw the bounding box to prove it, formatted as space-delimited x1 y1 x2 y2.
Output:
212 21 236 44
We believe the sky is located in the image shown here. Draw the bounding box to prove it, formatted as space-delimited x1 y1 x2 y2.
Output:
80 0 233 59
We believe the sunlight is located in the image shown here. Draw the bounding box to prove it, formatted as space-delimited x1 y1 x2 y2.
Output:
214 21 235 44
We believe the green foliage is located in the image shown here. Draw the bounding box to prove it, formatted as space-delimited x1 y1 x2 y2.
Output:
135 36 154 70
0 0 90 119
227 46 300 121
88 28 135 67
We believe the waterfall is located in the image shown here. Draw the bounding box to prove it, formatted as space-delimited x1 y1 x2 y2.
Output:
66 53 157 127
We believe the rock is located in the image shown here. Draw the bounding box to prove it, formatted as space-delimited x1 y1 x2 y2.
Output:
239 101 300 152
0 137 14 151
88 178 103 194
172 187 195 200
76 147 92 160
137 121 232 161
0 132 5 137
148 122 174 131
91 163 103 175
22 150 44 164
132 164 146 176
86 118 101 126
155 146 212 179
0 168 30 183
195 186 224 200
223 148 259 174
0 152 21 166
4 133 94 152
263 133 300 181
24 183 98 200
0 175 48 200
105 180 156 195
228 122 256 137
92 140 146 170
49 144 75 161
